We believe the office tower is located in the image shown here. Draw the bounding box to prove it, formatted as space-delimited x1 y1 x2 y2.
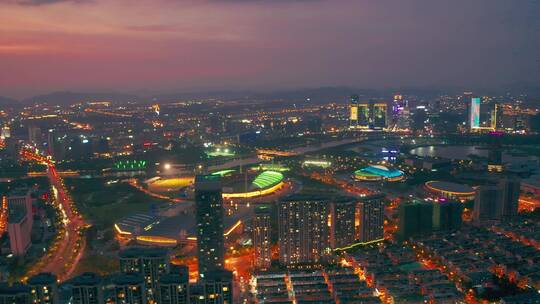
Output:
158 265 189 304
357 103 370 128
200 269 233 304
469 97 481 131
27 125 41 146
0 283 30 304
498 178 520 221
7 189 32 256
7 190 33 228
350 96 388 130
412 106 427 132
119 247 169 302
27 273 59 304
371 101 388 129
432 201 463 231
487 148 503 172
7 204 31 256
393 94 410 131
195 175 225 277
350 95 359 128
0 125 10 139
278 195 330 266
112 273 146 304
397 200 433 240
253 205 272 270
329 197 356 249
356 194 385 243
70 273 103 304
472 185 500 223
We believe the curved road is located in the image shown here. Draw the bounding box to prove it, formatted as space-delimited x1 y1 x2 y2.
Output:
21 149 86 282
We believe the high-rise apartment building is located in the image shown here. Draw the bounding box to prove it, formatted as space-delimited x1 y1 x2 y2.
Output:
158 265 189 304
356 194 385 243
278 195 330 266
329 197 357 249
253 205 272 271
70 272 104 304
473 185 500 223
112 273 146 304
498 178 520 221
397 200 433 240
118 247 169 302
432 201 463 231
27 273 59 304
0 283 30 304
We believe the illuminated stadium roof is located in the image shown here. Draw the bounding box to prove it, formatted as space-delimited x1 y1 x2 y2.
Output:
354 165 404 182
425 181 475 195
355 165 404 179
251 171 284 189
211 169 236 177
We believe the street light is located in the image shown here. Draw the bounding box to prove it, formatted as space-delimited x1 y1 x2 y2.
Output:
164 163 171 170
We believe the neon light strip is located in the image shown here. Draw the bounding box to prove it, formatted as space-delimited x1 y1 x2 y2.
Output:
224 220 242 236
334 238 385 251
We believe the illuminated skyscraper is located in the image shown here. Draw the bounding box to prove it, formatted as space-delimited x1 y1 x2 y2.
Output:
371 101 388 129
278 195 330 266
469 97 481 130
349 96 388 130
349 95 359 128
392 94 410 131
253 205 272 270
195 175 225 277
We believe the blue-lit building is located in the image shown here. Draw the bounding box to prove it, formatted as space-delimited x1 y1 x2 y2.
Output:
354 165 404 182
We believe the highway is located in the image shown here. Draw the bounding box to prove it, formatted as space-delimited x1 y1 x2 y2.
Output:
21 148 86 282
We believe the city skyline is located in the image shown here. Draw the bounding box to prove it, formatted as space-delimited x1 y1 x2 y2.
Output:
1 0 539 98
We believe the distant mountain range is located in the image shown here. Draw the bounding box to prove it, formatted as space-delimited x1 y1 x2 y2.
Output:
0 96 18 106
1 84 539 106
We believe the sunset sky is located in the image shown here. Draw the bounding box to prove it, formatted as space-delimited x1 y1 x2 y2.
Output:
1 0 539 98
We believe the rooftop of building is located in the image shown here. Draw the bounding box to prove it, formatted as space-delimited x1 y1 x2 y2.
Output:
7 206 26 223
159 266 189 284
70 272 102 286
118 247 169 259
0 283 30 294
27 273 57 286
111 273 145 285
280 194 354 203
7 188 31 198
201 269 233 282
195 174 222 190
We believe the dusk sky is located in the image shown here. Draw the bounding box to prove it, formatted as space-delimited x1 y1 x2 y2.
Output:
1 0 539 98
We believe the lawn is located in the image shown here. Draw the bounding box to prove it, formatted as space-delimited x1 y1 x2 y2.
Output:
65 178 167 228
148 177 194 192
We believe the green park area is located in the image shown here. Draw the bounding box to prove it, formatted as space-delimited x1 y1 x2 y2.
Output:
64 178 167 228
